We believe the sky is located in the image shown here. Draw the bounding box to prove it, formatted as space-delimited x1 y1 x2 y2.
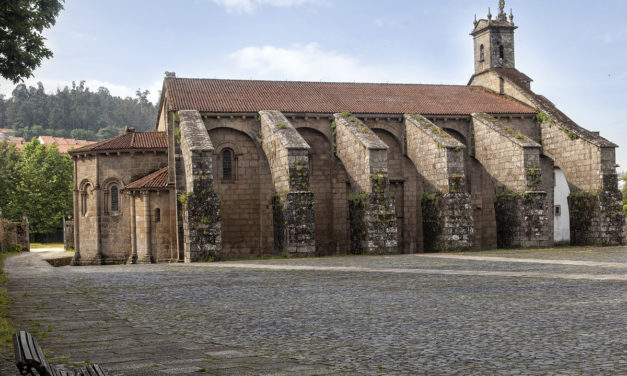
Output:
1 0 626 167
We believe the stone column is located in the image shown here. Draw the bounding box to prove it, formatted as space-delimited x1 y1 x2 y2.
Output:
472 113 550 248
333 112 397 255
93 155 102 264
404 114 473 251
259 110 315 257
128 193 138 264
137 191 153 263
71 155 81 265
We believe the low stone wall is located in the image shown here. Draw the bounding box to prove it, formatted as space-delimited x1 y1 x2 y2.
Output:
568 190 626 246
179 110 222 262
259 110 315 257
0 218 29 252
63 219 74 250
334 113 397 254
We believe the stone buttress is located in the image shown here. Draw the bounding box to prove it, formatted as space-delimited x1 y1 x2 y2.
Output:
334 113 398 254
472 113 550 248
259 110 315 257
470 68 625 246
404 114 473 251
178 110 222 262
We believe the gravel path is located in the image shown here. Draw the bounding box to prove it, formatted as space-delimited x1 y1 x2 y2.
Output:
4 247 626 375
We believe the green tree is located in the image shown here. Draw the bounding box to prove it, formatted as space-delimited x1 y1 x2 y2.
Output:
0 0 64 83
4 139 72 234
70 128 96 141
621 172 627 214
96 125 121 140
0 141 20 218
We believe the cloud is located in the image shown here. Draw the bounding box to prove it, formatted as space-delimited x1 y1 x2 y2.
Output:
210 0 326 13
227 43 380 82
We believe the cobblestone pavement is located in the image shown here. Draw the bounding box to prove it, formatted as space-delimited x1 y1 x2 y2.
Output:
4 247 627 375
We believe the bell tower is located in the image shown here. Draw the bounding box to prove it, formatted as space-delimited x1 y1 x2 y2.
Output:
471 1 517 74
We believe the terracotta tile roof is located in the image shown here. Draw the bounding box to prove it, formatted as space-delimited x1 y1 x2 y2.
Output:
3 136 27 150
125 167 169 190
164 78 536 115
38 136 96 153
69 132 167 154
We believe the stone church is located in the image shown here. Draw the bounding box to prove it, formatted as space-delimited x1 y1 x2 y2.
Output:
69 2 625 265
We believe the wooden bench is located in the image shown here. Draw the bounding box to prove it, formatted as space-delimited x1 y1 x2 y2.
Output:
13 330 108 376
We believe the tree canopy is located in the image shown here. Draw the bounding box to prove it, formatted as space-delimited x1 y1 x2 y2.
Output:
0 0 64 83
0 81 158 140
0 138 72 234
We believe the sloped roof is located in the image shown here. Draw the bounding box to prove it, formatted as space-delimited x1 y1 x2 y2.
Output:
125 167 169 190
69 132 167 154
474 68 617 148
163 78 536 115
39 136 96 153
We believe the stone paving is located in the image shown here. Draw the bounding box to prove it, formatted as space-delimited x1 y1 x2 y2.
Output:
3 247 627 375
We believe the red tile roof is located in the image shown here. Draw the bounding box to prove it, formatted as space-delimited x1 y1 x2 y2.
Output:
3 136 27 150
164 78 536 115
39 136 96 153
125 167 169 190
69 132 167 154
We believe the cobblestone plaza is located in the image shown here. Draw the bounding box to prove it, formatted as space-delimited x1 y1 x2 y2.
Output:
5 247 626 375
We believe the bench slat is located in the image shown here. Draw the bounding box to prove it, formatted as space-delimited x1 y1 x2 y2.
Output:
13 331 109 376
19 331 35 363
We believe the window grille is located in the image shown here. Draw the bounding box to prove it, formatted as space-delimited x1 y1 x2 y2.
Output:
110 186 119 212
223 149 232 180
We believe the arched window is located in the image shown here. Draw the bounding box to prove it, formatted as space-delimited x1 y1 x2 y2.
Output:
110 185 119 212
222 149 232 180
155 208 161 223
499 45 504 59
479 44 485 61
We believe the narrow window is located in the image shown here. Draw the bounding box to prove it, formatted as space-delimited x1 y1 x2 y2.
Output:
110 185 119 212
555 205 561 217
499 45 504 59
479 44 485 61
81 193 87 216
222 149 232 180
155 208 161 223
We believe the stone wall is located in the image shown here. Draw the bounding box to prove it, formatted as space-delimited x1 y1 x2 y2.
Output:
369 126 422 254
294 124 350 255
473 113 550 248
179 110 222 262
259 110 315 257
209 126 275 258
0 218 29 252
334 113 397 254
405 114 473 251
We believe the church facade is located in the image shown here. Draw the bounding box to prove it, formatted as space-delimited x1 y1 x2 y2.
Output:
69 2 625 265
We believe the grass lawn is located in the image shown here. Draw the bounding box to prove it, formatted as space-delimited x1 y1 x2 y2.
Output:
0 250 19 363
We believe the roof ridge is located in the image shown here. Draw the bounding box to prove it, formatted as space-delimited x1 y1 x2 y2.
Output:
168 77 476 88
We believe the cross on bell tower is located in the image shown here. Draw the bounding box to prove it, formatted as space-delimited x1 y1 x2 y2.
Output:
471 1 517 74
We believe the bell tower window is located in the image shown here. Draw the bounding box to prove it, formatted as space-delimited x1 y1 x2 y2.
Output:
479 44 485 61
499 45 505 59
